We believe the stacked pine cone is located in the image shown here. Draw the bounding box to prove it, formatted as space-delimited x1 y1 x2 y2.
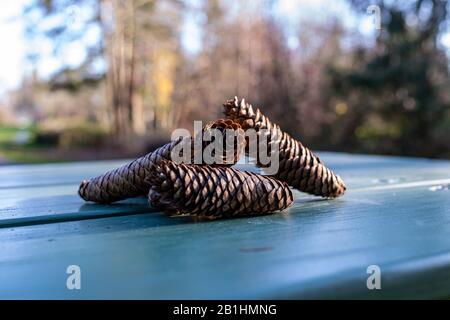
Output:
79 97 346 220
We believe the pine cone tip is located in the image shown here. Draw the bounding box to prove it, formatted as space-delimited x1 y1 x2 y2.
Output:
78 179 90 201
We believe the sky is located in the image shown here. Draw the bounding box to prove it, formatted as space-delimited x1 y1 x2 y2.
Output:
0 0 101 97
0 1 28 95
1 0 450 98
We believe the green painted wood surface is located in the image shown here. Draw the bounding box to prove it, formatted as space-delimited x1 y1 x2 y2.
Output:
1 153 450 299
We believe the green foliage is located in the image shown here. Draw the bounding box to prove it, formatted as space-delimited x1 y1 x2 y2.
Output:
0 123 110 163
0 125 48 163
329 0 450 157
35 122 109 148
58 123 109 148
0 126 22 144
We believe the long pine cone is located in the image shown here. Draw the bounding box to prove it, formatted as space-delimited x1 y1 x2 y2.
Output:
224 97 346 198
79 119 246 203
78 138 180 203
148 161 293 219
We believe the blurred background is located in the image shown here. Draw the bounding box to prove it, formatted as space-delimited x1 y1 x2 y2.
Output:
0 0 449 164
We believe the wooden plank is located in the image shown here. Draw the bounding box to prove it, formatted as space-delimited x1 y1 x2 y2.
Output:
0 182 157 227
1 153 450 227
1 153 450 298
0 161 264 227
0 160 130 189
1 179 450 299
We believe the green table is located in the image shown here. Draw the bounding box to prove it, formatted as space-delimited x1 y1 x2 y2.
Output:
1 153 450 299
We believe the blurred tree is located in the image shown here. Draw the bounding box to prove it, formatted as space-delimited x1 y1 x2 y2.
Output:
169 0 239 129
23 0 104 89
252 20 298 134
290 20 348 145
174 0 300 132
330 0 450 157
15 0 450 160
23 0 183 137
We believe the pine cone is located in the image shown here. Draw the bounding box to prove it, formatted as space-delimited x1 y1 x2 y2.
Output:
192 119 246 166
78 119 245 203
224 97 346 198
148 160 293 219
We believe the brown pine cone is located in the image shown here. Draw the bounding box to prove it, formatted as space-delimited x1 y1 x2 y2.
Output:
224 97 346 198
79 119 245 203
193 119 246 166
148 160 293 219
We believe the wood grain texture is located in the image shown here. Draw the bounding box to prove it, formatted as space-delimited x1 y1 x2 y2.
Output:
1 153 450 299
